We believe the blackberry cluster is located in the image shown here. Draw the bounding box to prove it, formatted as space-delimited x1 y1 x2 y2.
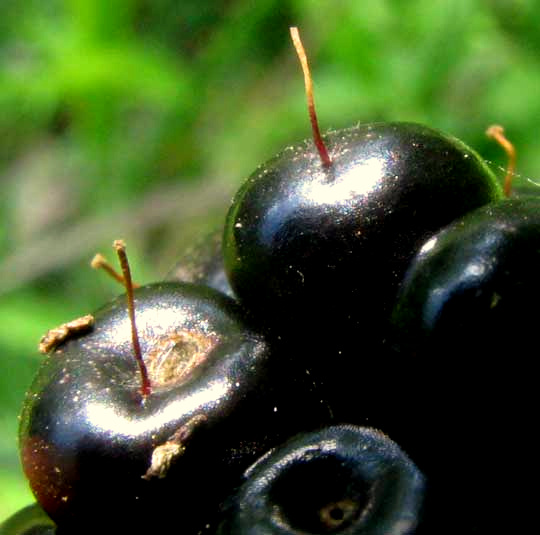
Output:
2 30 534 535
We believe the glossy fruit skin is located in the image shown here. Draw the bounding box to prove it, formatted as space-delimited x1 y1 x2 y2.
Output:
217 425 425 535
223 121 501 432
389 197 540 532
391 197 540 352
0 504 56 535
223 122 501 347
19 282 330 534
166 228 234 298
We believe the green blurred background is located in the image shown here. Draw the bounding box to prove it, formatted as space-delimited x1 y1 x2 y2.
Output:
1 0 539 520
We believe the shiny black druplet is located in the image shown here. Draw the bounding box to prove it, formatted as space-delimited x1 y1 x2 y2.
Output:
217 425 425 535
224 122 501 349
19 282 331 534
391 197 540 352
389 197 540 532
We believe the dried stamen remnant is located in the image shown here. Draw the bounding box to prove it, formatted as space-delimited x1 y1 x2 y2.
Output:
114 239 151 399
290 26 331 167
91 252 140 288
486 124 516 198
146 330 220 388
39 315 95 354
142 414 208 480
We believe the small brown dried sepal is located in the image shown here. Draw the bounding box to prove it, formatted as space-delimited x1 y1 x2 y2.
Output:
39 314 95 354
142 414 208 480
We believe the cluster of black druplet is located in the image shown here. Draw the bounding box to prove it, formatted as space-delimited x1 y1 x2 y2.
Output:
5 120 538 535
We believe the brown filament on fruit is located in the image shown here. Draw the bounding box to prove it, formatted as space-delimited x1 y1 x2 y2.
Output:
290 26 331 168
113 239 151 398
486 124 516 198
91 252 140 288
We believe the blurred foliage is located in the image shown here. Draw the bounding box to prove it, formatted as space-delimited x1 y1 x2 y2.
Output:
1 0 540 521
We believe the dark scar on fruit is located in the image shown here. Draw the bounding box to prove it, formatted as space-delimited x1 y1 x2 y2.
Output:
142 414 208 480
38 315 95 354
